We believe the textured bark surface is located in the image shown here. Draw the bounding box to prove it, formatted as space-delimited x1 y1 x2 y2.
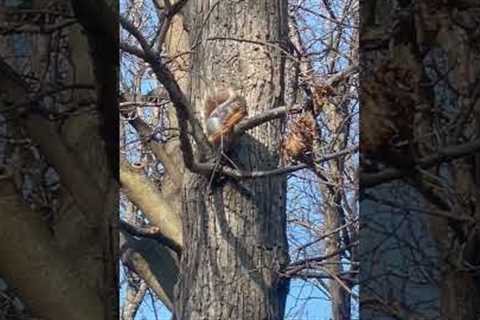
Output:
174 1 290 319
322 104 351 320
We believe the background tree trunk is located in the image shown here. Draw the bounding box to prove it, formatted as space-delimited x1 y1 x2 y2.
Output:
322 105 352 320
0 1 118 319
360 0 480 319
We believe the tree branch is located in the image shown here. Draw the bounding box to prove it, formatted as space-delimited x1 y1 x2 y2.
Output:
120 14 212 168
120 220 182 255
0 19 77 34
127 116 183 187
120 41 147 60
120 160 183 249
120 230 178 311
0 61 106 223
232 104 304 137
362 138 480 188
0 179 104 320
217 145 359 179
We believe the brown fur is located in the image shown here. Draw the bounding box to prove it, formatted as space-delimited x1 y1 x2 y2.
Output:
204 87 248 145
281 114 316 163
204 88 232 118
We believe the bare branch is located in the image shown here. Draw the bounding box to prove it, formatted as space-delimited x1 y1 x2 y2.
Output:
217 145 359 180
120 231 177 311
362 138 480 188
120 14 212 165
287 241 359 268
0 19 77 34
0 179 104 320
120 42 147 60
120 220 182 255
233 104 304 137
127 117 184 187
120 160 183 249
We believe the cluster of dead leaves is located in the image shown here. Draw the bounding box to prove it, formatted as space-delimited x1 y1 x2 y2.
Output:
281 114 316 164
281 82 336 164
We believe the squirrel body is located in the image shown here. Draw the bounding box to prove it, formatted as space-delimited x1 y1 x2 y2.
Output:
204 87 248 145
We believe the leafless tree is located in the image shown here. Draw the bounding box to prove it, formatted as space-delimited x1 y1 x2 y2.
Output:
119 0 358 319
361 1 480 319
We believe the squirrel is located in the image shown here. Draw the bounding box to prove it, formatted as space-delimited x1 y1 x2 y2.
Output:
203 86 248 146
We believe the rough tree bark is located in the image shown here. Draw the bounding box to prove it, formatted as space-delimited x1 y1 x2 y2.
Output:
172 1 290 319
322 102 352 320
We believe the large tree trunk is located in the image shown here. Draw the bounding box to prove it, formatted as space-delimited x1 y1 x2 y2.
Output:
173 1 290 319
